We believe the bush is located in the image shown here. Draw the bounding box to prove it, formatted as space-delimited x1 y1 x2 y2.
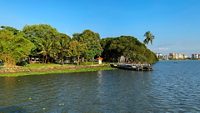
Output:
16 60 28 66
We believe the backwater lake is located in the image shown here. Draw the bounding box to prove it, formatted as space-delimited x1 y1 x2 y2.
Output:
0 60 200 113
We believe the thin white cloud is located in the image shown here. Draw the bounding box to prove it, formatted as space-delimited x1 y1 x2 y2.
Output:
158 47 170 51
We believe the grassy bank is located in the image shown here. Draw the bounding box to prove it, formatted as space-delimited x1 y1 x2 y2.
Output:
0 63 113 77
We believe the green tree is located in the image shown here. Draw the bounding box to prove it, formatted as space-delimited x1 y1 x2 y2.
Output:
101 36 157 64
1 26 19 35
143 31 155 45
23 24 59 63
68 40 86 65
0 29 34 67
56 33 71 64
73 30 102 61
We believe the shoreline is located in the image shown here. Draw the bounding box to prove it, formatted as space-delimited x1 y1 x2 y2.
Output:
0 64 114 77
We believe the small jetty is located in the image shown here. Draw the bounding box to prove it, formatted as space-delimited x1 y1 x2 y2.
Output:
110 63 153 71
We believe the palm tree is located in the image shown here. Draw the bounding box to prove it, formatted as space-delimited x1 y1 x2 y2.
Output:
57 33 71 65
143 31 155 45
34 37 54 63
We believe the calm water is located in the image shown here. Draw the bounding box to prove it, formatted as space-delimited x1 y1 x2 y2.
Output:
1 60 200 113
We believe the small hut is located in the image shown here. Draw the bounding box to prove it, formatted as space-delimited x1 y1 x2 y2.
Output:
97 57 103 64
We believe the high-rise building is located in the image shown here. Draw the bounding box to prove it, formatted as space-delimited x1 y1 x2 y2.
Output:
192 54 200 59
169 53 186 60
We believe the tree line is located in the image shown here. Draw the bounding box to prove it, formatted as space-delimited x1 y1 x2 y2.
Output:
0 24 157 67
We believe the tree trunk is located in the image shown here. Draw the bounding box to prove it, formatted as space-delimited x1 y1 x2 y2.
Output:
61 53 64 65
2 54 15 67
92 57 94 65
45 55 48 64
43 55 45 63
77 56 80 65
61 59 64 65
81 57 85 62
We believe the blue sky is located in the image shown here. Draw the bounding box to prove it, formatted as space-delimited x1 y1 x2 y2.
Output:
1 0 200 55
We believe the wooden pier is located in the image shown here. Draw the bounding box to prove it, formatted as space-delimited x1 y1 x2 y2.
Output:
110 63 153 71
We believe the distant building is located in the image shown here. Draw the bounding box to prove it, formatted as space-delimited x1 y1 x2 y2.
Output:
168 53 186 60
163 55 169 60
192 54 200 59
168 53 174 59
184 55 189 59
156 53 163 59
156 53 168 60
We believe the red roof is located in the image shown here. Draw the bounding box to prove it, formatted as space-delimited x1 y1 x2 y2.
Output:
97 57 103 60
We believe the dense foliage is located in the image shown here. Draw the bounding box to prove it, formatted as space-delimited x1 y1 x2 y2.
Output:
101 36 158 64
0 24 157 67
23 24 59 63
0 27 34 66
72 30 102 61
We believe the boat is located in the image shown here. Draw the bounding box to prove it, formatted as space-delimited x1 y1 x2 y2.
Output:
110 63 152 71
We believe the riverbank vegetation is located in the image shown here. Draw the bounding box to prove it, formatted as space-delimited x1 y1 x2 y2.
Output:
0 24 157 71
101 36 157 64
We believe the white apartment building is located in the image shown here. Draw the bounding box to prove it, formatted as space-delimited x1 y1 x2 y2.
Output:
169 53 186 59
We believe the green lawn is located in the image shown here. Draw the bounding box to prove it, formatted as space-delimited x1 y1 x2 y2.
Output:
25 63 74 69
0 63 113 77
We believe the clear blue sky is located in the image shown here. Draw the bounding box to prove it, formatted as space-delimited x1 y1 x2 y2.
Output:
1 0 200 54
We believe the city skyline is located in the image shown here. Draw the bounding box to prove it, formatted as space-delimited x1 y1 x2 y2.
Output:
1 0 200 54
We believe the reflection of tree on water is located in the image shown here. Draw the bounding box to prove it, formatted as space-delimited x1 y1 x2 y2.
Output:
4 77 17 86
1 77 18 106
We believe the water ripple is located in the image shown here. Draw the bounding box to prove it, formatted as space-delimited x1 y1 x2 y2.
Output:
0 61 200 112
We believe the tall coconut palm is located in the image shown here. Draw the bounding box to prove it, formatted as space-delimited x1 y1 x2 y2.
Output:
143 31 155 45
35 38 53 63
56 33 71 65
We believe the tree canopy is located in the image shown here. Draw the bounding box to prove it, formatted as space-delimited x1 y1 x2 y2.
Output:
0 24 157 67
23 24 59 63
143 31 155 45
68 40 86 65
0 28 34 66
56 33 71 64
72 30 102 61
101 36 157 64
